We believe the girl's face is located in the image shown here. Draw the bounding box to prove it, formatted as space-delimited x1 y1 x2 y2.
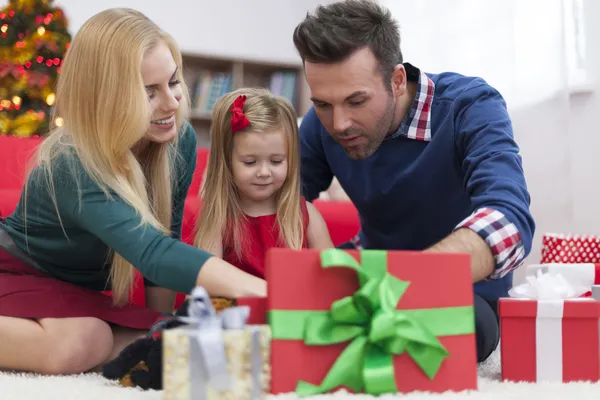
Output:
141 41 183 144
231 129 289 203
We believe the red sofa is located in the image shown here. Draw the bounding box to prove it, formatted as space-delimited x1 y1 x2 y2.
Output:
0 135 360 308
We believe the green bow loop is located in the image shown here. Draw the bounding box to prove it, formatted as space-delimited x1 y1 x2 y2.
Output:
295 249 451 397
374 310 450 378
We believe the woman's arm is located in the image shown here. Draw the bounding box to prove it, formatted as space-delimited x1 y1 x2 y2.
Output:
196 256 266 298
55 171 264 297
305 201 334 249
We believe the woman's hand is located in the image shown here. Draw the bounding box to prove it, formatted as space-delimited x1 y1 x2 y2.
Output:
195 257 267 298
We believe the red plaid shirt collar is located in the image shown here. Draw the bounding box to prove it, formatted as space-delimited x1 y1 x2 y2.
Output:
388 63 434 142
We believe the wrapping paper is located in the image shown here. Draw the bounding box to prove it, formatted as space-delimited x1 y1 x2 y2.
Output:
541 233 600 265
162 287 271 400
500 266 600 382
163 325 271 400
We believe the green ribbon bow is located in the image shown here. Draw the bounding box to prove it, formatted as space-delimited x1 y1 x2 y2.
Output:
268 249 475 396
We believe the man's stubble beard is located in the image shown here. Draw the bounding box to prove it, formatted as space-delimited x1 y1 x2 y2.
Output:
344 95 397 160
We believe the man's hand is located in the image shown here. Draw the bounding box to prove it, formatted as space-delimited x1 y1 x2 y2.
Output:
425 228 494 283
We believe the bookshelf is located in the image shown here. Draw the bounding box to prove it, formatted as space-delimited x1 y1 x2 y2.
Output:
181 52 310 147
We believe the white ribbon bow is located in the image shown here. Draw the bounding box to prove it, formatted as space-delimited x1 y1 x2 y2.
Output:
179 287 252 393
509 263 595 299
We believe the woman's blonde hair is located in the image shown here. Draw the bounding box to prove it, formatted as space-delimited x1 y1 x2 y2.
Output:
194 88 302 258
27 8 190 306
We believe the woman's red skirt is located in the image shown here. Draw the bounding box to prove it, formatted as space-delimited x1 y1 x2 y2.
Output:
0 248 163 330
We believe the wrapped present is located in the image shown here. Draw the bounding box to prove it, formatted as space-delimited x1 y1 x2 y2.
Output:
499 266 600 382
541 233 600 269
163 287 271 400
265 248 478 396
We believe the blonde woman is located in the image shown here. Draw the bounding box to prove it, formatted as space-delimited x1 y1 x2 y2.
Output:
0 8 265 375
194 88 333 279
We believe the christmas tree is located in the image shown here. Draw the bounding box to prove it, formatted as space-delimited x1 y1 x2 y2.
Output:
0 0 70 137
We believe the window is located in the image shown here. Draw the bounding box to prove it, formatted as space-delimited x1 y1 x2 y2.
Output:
563 0 590 91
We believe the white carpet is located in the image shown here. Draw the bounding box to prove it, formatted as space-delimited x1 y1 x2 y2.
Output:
2 349 600 399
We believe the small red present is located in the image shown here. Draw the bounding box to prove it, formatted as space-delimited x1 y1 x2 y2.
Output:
500 269 600 382
541 233 600 269
539 233 600 296
265 248 478 396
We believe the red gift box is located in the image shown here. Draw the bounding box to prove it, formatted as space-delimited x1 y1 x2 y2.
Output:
499 297 600 382
541 233 600 272
265 248 478 396
236 297 267 324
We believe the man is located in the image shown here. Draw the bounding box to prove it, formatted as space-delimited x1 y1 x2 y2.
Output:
293 0 535 363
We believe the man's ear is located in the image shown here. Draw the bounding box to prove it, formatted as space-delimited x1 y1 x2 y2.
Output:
390 64 407 98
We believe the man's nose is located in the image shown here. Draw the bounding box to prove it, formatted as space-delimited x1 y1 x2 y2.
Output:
332 107 353 133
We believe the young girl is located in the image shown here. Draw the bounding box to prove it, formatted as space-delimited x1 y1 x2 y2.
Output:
194 88 333 278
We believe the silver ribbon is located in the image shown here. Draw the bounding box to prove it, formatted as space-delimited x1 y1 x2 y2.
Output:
592 285 600 301
178 287 262 399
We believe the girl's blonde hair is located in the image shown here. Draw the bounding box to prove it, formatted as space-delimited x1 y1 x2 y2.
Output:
194 88 302 258
26 8 190 306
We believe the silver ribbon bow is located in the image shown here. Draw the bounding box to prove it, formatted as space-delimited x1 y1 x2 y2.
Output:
178 287 260 398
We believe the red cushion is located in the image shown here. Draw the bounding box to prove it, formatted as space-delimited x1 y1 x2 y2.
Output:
312 199 360 246
188 148 209 199
182 195 200 245
0 189 22 218
0 136 42 190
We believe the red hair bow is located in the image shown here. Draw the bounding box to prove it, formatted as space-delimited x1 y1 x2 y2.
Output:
230 95 250 133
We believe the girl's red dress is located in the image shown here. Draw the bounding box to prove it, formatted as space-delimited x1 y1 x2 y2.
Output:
222 198 310 279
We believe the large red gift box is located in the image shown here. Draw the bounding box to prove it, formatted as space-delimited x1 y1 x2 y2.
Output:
265 248 478 396
499 297 600 382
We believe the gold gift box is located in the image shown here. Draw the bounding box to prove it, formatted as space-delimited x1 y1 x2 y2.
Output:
163 324 271 400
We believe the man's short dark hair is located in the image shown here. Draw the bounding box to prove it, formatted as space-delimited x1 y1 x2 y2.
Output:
293 0 402 90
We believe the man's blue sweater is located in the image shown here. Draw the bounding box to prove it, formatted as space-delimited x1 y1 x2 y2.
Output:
300 67 535 301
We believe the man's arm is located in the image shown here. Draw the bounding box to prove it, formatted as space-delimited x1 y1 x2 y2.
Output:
427 83 535 283
426 227 494 283
299 108 334 202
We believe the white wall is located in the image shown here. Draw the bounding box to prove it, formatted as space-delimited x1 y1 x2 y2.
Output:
514 0 600 265
1 0 332 64
569 0 600 236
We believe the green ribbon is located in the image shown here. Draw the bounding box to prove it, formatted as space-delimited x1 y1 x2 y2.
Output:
268 249 475 396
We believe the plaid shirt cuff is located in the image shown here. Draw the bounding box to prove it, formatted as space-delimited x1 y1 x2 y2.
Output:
455 207 525 279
